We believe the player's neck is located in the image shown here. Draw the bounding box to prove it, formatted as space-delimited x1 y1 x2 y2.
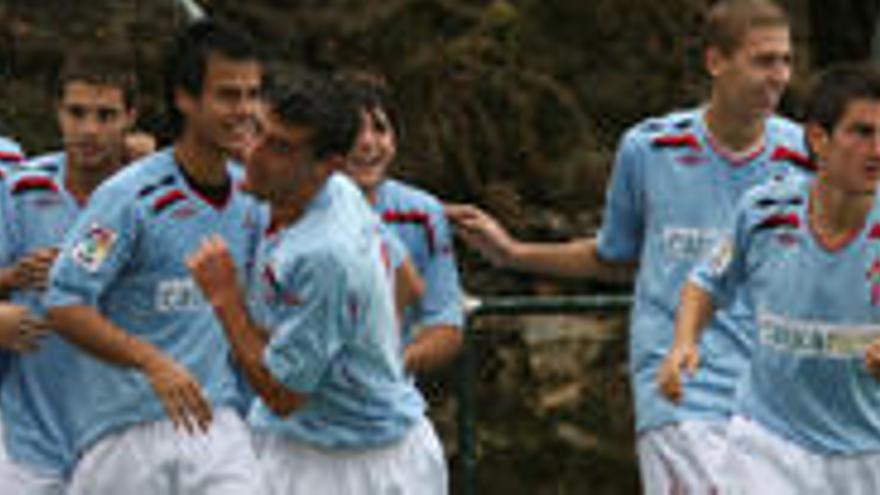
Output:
64 155 122 204
363 186 379 205
810 180 874 238
704 101 766 153
174 130 228 187
268 185 322 229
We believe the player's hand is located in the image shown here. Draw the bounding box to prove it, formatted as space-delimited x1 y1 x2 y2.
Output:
142 353 213 434
864 339 880 380
10 247 60 291
186 235 239 307
0 305 50 353
657 343 700 403
445 203 515 266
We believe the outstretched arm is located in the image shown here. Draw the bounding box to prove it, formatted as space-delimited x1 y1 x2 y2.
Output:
445 204 635 283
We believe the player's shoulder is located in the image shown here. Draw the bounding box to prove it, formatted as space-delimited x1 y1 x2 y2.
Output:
327 173 367 203
380 178 442 207
377 178 445 222
9 152 64 196
741 174 809 230
624 108 701 147
766 114 803 139
764 115 816 175
0 136 24 165
90 148 179 208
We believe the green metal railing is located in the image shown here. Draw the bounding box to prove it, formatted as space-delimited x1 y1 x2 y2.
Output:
455 294 633 495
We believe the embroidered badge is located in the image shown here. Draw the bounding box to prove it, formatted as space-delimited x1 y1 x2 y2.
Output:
708 238 734 276
72 224 117 272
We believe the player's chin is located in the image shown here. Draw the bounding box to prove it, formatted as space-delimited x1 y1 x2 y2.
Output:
346 167 383 191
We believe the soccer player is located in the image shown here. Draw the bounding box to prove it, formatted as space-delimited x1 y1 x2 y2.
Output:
667 62 880 494
341 74 464 373
187 75 446 494
43 20 266 495
447 0 811 491
0 46 138 495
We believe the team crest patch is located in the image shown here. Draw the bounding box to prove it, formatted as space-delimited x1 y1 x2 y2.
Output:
708 238 733 276
72 224 117 272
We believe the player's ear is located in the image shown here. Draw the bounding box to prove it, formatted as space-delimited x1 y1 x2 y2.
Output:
805 122 830 165
705 46 726 79
174 87 197 118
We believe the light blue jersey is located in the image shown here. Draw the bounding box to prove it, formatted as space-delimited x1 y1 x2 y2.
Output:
0 153 86 473
374 179 464 343
45 147 262 461
247 173 424 448
0 136 24 176
0 137 24 387
596 108 812 433
693 176 880 454
0 136 25 259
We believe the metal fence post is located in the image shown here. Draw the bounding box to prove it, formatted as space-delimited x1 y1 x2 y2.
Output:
456 310 477 495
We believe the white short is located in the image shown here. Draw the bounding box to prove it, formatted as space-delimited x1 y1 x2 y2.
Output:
68 407 266 495
0 410 66 495
720 415 880 495
255 416 447 495
636 420 727 495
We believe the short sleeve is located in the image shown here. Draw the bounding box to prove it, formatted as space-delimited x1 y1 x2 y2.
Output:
690 202 751 309
45 184 140 308
418 204 464 328
596 131 646 262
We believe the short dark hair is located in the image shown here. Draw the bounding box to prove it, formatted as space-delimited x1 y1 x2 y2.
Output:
265 73 360 162
805 63 880 134
56 45 138 108
703 0 789 56
335 71 402 138
162 19 260 137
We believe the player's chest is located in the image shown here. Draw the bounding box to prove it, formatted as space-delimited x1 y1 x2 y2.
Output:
138 202 257 271
14 193 78 246
752 226 880 318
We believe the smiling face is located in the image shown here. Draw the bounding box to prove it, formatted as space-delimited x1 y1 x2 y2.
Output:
345 106 397 196
708 25 792 121
809 98 880 196
176 53 262 157
58 80 135 172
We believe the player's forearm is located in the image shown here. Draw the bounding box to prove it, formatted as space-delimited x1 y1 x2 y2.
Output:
211 296 306 416
47 305 166 370
404 324 463 373
673 282 716 348
506 237 636 283
395 259 425 314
